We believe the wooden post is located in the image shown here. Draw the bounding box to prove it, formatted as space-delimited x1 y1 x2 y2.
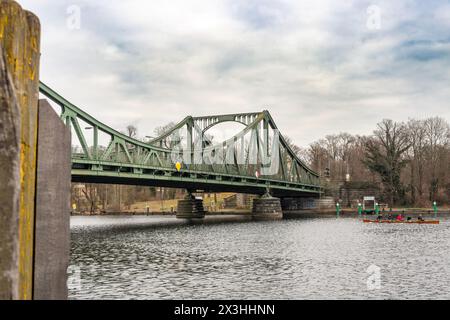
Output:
33 100 71 300
0 42 21 300
0 0 41 300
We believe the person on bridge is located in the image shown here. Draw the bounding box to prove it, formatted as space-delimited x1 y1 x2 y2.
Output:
396 213 404 221
418 214 424 221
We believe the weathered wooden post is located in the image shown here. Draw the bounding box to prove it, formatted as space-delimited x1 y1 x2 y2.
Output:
0 42 21 300
0 0 41 300
33 99 71 300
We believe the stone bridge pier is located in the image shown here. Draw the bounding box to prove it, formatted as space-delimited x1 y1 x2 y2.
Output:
176 192 206 219
251 193 283 220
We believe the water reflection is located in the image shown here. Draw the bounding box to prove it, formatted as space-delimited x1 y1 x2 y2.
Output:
70 215 450 299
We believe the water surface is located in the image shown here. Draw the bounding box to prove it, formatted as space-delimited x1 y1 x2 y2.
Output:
69 215 450 299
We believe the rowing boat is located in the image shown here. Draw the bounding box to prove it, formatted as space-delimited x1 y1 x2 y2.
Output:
363 219 439 224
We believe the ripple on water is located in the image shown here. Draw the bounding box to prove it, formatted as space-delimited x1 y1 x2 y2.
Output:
69 215 450 299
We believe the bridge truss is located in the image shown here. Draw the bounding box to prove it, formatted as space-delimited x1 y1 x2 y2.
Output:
39 82 321 197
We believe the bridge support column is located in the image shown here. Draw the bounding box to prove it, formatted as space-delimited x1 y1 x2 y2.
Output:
252 193 283 220
176 193 205 219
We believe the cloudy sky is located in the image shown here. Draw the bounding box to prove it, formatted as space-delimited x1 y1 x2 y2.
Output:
21 0 450 147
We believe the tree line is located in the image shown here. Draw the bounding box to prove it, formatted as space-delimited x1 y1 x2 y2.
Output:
297 117 450 207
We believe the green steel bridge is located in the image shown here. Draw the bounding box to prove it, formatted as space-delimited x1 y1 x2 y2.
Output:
38 82 321 198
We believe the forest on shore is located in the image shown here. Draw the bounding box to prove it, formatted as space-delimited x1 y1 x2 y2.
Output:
300 117 450 207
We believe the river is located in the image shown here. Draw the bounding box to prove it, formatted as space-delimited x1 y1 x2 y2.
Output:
69 215 450 299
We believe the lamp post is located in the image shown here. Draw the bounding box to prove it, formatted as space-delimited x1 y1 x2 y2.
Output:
433 201 438 218
336 202 340 218
160 187 164 212
357 202 362 217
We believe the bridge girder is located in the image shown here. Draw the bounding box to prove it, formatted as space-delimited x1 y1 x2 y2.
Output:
39 81 321 197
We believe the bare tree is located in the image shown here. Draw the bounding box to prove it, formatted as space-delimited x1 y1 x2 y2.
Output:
81 184 99 214
424 117 450 200
364 119 410 206
308 140 328 175
406 119 427 204
152 122 179 149
126 125 138 139
284 135 304 158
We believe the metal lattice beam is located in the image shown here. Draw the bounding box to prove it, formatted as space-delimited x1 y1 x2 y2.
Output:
39 81 321 197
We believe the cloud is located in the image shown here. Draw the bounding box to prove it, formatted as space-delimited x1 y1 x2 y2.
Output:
20 0 450 147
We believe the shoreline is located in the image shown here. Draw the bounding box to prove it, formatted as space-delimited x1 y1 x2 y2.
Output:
70 208 450 217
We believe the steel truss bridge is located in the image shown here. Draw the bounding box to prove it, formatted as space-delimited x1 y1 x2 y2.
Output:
39 82 321 198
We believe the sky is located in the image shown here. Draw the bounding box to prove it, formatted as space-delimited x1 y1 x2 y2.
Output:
20 0 450 147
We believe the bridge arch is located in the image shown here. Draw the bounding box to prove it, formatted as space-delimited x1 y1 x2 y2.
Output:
201 119 247 135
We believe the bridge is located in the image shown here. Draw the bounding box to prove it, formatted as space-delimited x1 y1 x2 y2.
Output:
39 82 321 199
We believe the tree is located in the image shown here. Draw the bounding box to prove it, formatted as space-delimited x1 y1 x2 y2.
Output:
406 119 427 204
326 133 355 181
81 184 99 214
364 119 410 206
284 136 304 159
126 125 137 139
152 122 179 148
424 117 450 201
307 140 328 175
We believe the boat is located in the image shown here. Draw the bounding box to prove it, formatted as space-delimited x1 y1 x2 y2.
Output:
363 219 439 224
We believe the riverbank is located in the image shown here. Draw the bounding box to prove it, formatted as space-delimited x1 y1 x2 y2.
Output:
285 208 450 218
70 209 251 216
71 208 450 218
